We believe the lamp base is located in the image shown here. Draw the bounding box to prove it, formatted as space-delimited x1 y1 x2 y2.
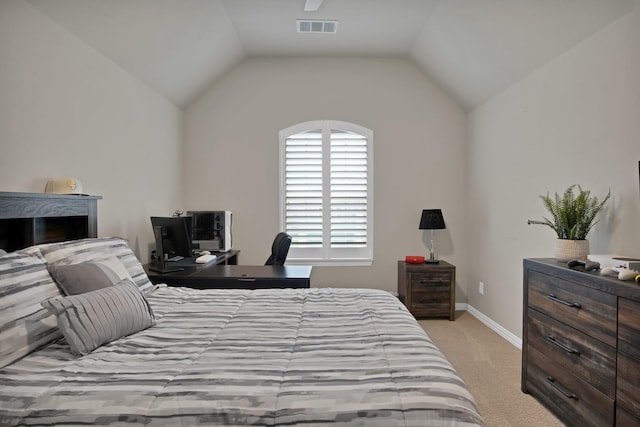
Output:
425 259 440 264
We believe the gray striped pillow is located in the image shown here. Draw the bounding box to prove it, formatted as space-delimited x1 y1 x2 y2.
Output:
39 237 153 293
0 251 63 368
41 279 156 356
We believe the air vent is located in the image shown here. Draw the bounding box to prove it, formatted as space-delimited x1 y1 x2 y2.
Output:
297 19 338 34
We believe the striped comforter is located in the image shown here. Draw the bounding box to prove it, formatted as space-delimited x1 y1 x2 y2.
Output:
0 287 485 426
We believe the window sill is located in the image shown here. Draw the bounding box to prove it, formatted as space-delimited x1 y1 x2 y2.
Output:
286 258 373 267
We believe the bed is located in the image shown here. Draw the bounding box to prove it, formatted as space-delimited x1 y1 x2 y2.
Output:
0 235 485 426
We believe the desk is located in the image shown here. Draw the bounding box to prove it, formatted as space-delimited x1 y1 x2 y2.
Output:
209 250 239 265
150 250 239 268
144 263 312 290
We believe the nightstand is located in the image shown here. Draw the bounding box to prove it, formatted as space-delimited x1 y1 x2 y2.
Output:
397 260 456 320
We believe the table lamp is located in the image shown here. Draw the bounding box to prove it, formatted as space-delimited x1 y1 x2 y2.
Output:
419 209 446 264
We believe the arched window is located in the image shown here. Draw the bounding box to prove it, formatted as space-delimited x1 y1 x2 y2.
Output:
279 120 373 265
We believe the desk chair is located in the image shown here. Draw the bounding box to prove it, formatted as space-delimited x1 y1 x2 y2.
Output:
265 232 292 265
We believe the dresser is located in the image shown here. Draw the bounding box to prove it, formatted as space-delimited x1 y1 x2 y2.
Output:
397 260 455 320
522 258 640 427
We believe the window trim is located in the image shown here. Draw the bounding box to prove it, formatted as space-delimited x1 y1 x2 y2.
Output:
279 120 374 266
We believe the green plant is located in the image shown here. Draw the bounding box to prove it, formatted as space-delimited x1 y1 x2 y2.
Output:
529 185 610 240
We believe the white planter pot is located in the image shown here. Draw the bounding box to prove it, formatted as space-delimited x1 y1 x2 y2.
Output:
554 239 590 262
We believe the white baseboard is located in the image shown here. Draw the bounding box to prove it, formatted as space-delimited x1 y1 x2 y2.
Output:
458 304 522 350
455 303 467 312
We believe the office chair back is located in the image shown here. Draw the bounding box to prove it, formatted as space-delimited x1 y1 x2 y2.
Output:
265 232 292 265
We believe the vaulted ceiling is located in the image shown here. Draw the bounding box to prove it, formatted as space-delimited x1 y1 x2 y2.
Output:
26 0 636 110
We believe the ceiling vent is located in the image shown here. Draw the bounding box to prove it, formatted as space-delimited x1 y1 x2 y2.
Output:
297 19 338 34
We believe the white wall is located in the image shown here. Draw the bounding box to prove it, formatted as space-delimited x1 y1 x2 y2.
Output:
0 0 183 262
467 1 640 338
184 57 468 295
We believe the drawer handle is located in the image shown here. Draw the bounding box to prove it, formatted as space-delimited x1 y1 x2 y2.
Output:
546 335 580 356
546 376 578 400
547 294 581 309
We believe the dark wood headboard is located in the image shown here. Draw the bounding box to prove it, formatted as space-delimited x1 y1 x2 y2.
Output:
0 192 101 252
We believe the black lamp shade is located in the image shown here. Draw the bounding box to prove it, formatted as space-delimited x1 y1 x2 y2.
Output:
419 209 445 230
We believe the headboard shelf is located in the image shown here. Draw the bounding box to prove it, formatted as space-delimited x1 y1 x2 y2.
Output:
0 191 101 252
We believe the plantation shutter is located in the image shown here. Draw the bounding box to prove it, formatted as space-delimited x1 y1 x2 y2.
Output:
330 130 368 248
280 120 373 264
284 130 323 247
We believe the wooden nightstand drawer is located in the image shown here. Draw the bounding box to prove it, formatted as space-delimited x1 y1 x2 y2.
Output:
526 308 615 398
527 270 616 346
411 272 452 286
397 261 455 320
412 289 451 303
411 281 450 295
410 303 450 318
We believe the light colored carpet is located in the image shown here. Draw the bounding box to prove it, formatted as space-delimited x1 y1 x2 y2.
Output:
419 311 565 427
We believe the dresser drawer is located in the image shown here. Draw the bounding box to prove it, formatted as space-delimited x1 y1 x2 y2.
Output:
617 351 640 419
618 298 640 358
526 308 615 398
526 346 614 427
617 297 640 421
527 270 616 346
617 404 640 427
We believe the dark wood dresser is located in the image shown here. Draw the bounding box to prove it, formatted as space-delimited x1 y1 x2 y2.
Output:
397 260 455 320
522 258 640 427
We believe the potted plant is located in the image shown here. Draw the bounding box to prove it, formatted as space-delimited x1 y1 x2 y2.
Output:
528 185 610 261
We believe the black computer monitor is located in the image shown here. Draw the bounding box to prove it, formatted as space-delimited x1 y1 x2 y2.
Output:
150 216 193 259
